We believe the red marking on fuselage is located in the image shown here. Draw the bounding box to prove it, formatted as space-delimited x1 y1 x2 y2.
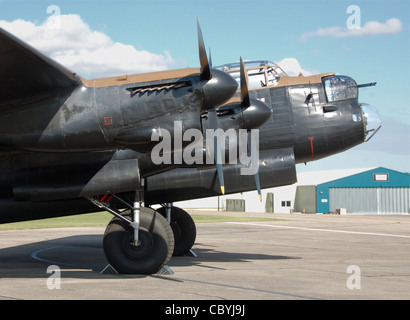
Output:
308 136 315 160
104 117 113 126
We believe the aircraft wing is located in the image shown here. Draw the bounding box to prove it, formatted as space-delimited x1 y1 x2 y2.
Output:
0 27 81 107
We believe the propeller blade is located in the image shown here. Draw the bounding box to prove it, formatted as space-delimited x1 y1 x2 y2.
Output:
197 18 211 81
249 132 262 202
209 47 213 69
240 57 250 108
249 134 262 202
254 171 262 202
208 108 225 195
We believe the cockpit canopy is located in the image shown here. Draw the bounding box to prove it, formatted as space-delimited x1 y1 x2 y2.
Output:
322 75 358 102
215 60 287 89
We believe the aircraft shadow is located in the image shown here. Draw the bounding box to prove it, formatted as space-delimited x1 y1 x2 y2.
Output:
170 243 300 269
0 234 300 279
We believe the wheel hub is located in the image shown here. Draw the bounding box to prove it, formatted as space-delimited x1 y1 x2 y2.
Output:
122 228 153 259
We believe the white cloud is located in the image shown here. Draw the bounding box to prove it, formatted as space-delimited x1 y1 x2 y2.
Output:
300 18 403 41
0 14 184 78
277 58 315 76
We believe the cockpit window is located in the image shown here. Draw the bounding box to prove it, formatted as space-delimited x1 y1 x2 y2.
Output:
323 76 358 102
215 60 287 90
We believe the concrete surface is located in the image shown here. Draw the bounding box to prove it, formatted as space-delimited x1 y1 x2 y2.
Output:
0 212 409 300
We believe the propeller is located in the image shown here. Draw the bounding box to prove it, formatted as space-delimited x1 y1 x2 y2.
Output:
239 57 262 202
198 18 224 194
196 19 237 195
205 56 265 199
196 20 264 199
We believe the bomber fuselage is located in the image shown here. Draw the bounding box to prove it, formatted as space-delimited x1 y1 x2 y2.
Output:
0 60 381 217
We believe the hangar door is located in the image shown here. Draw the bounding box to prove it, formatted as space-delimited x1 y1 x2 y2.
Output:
329 187 410 214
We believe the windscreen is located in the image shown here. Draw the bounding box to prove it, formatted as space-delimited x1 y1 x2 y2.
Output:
323 76 358 102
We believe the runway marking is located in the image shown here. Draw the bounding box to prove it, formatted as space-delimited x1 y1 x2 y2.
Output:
226 222 410 239
158 276 322 300
31 245 93 269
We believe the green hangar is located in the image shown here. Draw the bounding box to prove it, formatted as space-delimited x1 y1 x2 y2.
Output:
314 167 410 214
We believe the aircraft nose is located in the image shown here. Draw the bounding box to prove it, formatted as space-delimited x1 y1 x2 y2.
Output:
361 103 382 141
201 69 238 111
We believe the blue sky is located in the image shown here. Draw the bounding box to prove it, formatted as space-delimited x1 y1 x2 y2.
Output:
1 0 409 173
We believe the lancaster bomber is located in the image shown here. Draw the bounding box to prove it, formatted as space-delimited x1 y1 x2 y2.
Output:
0 20 381 274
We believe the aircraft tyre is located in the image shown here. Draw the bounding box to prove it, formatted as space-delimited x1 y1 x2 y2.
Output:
103 207 174 274
157 206 196 256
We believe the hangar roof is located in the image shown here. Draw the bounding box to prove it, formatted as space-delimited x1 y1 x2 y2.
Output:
317 167 410 188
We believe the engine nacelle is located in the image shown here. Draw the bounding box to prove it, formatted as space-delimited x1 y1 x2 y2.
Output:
144 147 296 205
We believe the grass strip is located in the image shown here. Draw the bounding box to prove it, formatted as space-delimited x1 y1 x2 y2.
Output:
0 211 280 230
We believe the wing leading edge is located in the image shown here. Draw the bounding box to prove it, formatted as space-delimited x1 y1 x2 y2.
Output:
0 27 81 107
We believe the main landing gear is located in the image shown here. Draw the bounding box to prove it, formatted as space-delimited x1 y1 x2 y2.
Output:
87 192 196 274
